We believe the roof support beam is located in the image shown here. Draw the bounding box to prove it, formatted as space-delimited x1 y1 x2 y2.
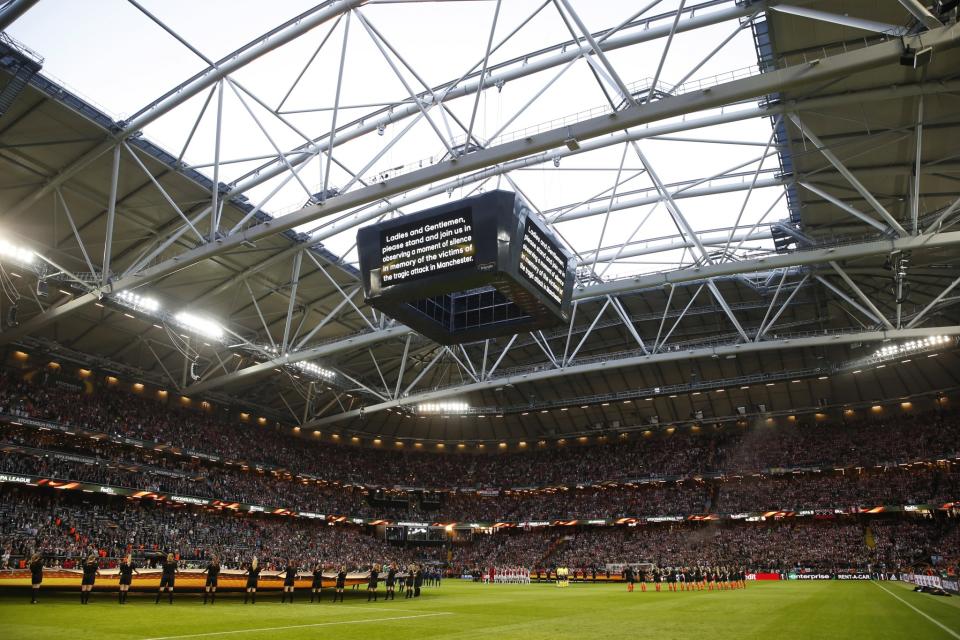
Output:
814 275 883 326
798 182 889 233
0 0 39 30
129 77 960 306
182 324 410 395
912 95 924 235
582 230 960 299
281 252 303 354
771 5 907 34
220 0 771 204
923 194 960 235
907 274 960 329
829 261 894 329
101 144 121 287
126 226 960 397
788 113 908 237
6 23 959 347
4 0 362 219
897 0 943 30
304 325 960 427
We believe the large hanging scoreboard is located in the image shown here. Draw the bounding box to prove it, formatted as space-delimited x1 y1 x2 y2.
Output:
357 191 574 344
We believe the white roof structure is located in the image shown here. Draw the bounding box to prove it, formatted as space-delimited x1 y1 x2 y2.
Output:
0 0 958 444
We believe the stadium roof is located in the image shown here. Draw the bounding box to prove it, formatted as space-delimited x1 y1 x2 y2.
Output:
0 0 959 444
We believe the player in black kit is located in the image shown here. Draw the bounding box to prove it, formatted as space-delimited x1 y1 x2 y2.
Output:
118 554 138 604
80 551 99 604
28 552 43 604
243 558 261 604
281 560 298 603
653 566 662 592
623 565 635 592
155 553 178 604
385 562 398 600
414 565 423 597
310 562 324 603
335 565 347 602
202 556 221 605
367 563 380 602
405 564 415 599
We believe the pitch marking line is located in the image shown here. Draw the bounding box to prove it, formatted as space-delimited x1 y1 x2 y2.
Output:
872 581 960 639
140 611 454 640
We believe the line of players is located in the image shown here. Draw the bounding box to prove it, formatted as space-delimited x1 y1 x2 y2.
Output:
622 566 747 592
489 567 532 583
25 550 426 605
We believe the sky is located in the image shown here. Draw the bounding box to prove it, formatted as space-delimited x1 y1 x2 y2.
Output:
8 0 786 281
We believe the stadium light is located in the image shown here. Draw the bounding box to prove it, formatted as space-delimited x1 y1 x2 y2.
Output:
293 361 335 380
873 335 952 359
0 239 35 265
417 401 470 414
173 312 224 340
114 290 160 313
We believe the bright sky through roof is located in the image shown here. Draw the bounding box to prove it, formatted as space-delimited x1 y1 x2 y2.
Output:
9 0 786 281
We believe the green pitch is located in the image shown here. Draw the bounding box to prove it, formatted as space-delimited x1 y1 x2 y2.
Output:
2 581 959 640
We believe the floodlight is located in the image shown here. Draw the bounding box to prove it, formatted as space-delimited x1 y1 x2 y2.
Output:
174 312 224 340
115 290 160 313
417 401 470 414
0 239 34 265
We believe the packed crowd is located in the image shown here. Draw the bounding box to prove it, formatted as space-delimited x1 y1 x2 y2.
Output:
2 371 959 494
0 486 430 570
2 485 956 576
717 415 960 471
0 444 373 516
2 423 956 522
548 520 956 572
716 467 960 513
448 530 558 572
0 369 958 524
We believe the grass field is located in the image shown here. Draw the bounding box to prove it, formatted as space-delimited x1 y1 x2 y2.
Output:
1 580 958 640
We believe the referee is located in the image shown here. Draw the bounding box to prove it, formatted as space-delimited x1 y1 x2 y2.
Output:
281 560 298 603
310 562 324 603
155 553 178 604
28 552 43 604
80 551 99 604
118 554 138 604
202 556 221 605
243 558 261 605
366 564 380 602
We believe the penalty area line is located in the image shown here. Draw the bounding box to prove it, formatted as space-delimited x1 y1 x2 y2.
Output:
140 611 454 640
872 581 960 640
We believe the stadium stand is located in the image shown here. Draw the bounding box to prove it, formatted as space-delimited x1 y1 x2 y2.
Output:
0 368 957 582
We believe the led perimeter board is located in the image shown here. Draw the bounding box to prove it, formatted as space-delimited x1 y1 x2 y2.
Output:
357 190 574 344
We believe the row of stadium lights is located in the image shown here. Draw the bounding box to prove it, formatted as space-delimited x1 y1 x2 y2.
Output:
113 291 337 382
374 394 954 451
6 350 954 452
310 395 949 452
7 243 948 398
0 248 329 382
113 290 224 340
414 378 833 417
413 338 954 418
0 249 227 344
873 335 951 358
